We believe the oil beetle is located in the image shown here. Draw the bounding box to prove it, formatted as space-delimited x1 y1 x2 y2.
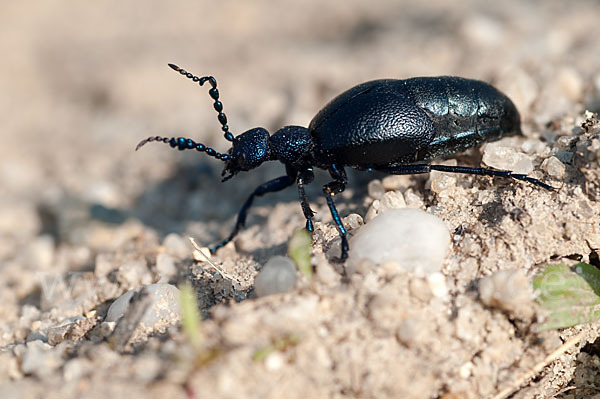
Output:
137 64 552 262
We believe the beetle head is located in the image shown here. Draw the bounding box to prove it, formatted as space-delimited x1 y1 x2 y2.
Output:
222 127 272 181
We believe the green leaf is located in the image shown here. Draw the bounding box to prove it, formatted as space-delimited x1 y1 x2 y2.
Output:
179 283 203 350
288 228 312 280
533 262 600 330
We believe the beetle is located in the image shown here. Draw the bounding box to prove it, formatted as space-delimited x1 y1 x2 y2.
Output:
136 64 552 262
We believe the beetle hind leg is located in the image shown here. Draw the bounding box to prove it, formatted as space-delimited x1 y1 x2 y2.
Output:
322 165 350 263
376 164 553 191
428 165 553 190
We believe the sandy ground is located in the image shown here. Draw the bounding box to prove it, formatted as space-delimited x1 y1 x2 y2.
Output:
2 0 600 398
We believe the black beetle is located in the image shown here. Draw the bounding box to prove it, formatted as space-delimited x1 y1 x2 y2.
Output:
137 64 551 262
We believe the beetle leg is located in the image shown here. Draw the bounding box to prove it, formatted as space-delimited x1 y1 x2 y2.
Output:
296 169 316 232
210 175 295 253
323 165 349 263
428 165 553 190
377 164 552 191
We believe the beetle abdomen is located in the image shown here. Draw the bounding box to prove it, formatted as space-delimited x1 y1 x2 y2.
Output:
406 77 521 162
309 77 520 168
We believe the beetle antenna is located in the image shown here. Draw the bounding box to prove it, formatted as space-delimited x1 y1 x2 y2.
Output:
168 63 234 143
135 136 231 161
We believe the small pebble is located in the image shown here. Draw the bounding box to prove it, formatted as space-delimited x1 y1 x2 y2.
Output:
459 361 474 378
541 156 566 179
162 233 191 259
343 213 363 230
380 191 406 209
403 189 425 208
156 252 177 282
116 259 152 287
264 352 285 371
426 273 448 298
254 256 298 297
382 175 410 191
482 142 533 174
63 358 92 381
20 340 64 377
555 150 573 164
364 191 406 222
478 269 534 319
557 67 584 102
106 290 135 322
347 209 450 276
106 284 182 334
94 253 116 278
460 15 504 47
364 200 381 223
497 67 538 114
409 277 433 302
367 179 385 199
430 174 457 195
24 235 55 270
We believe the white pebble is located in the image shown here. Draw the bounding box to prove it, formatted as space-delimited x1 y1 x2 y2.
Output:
254 256 298 297
426 273 448 298
347 209 450 276
264 352 285 371
459 361 474 378
482 142 533 174
541 156 566 179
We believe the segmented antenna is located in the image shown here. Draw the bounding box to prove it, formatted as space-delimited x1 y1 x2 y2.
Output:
135 136 231 161
168 63 234 142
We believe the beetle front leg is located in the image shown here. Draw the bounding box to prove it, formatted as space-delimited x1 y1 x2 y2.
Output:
210 175 295 253
323 165 349 263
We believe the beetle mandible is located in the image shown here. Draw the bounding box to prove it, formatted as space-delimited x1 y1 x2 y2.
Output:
136 64 552 262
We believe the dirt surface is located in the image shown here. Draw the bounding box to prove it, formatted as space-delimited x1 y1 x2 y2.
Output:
2 1 600 398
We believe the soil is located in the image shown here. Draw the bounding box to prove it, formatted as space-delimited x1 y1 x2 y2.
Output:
2 1 600 398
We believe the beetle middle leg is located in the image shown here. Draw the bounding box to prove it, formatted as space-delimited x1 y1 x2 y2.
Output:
322 164 349 262
210 174 295 253
377 164 553 190
296 169 316 232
